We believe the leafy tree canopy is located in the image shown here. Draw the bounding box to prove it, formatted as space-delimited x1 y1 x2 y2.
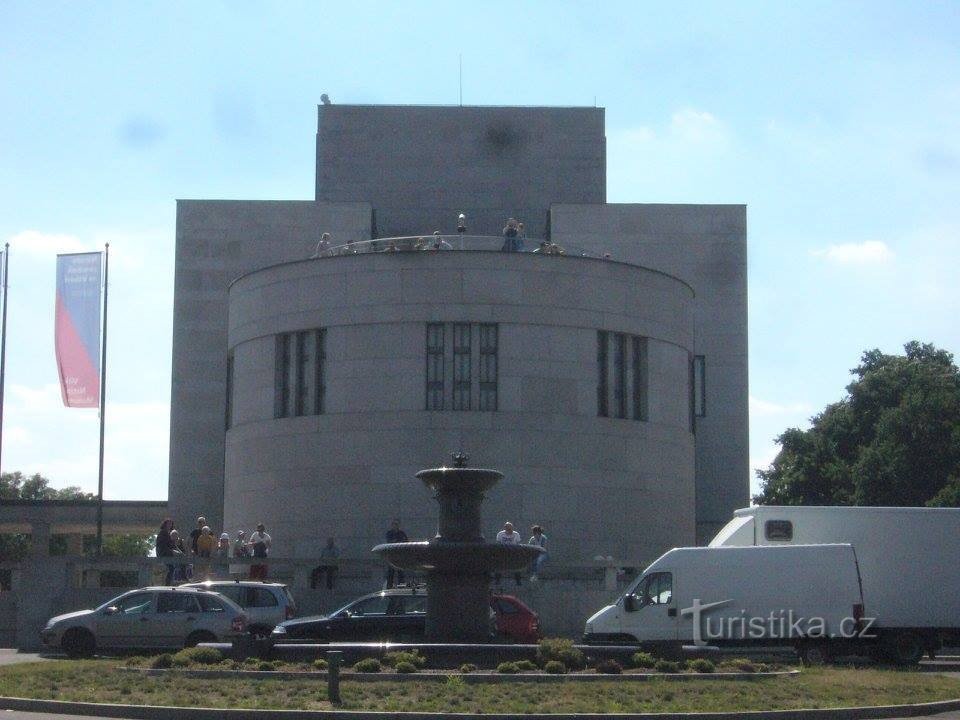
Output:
1 471 94 501
754 342 960 507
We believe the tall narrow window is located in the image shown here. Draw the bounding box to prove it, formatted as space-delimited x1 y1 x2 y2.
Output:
452 323 472 410
693 355 706 418
597 331 609 417
275 329 325 418
225 353 234 430
613 333 627 419
274 334 291 418
425 323 445 410
632 336 648 421
478 324 498 411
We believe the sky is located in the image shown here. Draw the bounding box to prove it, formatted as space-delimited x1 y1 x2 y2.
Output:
1 1 958 502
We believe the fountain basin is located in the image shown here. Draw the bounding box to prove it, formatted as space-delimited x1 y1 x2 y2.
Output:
373 541 542 574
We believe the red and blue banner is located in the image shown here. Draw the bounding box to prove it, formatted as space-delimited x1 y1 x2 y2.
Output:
55 252 102 408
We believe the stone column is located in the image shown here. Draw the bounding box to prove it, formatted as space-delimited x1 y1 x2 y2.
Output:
29 522 51 558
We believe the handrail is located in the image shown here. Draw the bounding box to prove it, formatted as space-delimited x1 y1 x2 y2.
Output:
312 235 606 260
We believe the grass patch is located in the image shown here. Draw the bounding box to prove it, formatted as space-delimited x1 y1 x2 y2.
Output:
0 661 957 713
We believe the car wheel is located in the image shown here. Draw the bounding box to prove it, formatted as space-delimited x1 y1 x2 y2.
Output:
797 641 830 666
249 626 272 641
184 630 217 647
884 632 924 665
62 628 96 658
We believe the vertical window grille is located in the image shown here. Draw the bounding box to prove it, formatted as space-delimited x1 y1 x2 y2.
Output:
225 353 234 430
693 355 706 418
632 336 648 421
275 330 325 418
295 330 311 416
274 334 291 418
452 323 472 410
597 331 609 417
613 333 627 419
478 324 498 411
425 323 445 410
315 329 326 415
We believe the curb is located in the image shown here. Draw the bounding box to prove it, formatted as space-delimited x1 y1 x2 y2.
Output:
2 695 960 720
118 666 800 683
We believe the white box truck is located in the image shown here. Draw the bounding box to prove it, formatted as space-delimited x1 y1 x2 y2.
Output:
709 506 960 662
584 544 866 665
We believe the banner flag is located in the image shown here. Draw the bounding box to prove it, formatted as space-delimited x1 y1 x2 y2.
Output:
55 252 102 407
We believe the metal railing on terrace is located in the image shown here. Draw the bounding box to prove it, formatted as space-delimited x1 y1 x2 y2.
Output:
311 235 608 260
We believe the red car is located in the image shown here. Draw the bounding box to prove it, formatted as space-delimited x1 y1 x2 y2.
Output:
490 594 541 643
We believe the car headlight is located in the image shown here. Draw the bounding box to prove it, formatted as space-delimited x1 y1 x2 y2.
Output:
585 622 593 635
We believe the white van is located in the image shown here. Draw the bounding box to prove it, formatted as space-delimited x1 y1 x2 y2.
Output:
710 506 960 662
584 544 865 664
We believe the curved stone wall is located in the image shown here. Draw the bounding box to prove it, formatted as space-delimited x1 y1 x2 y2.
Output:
224 251 696 565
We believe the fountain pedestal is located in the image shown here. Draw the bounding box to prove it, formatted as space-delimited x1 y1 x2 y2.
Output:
372 455 543 641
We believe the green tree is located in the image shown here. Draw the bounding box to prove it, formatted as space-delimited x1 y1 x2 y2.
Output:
754 342 960 507
1 472 95 559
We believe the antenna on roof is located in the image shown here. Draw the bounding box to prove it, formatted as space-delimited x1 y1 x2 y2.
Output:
459 54 463 106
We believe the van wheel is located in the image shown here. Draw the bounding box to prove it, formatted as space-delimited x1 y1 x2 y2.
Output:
185 630 217 648
62 628 96 658
798 641 830 666
884 632 923 665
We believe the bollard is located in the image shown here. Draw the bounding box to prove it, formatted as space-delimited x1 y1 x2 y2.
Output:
326 650 342 706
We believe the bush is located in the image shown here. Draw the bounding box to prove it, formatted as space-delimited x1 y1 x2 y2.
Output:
150 653 173 669
496 661 519 674
394 661 418 674
595 658 623 674
630 651 657 669
654 659 680 673
689 658 715 673
312 658 328 671
256 661 276 672
514 659 537 672
726 658 757 673
543 660 567 674
383 650 426 668
353 658 381 673
458 663 477 673
537 637 586 671
172 646 224 666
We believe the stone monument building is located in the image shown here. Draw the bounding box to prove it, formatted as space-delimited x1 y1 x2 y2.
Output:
169 103 748 565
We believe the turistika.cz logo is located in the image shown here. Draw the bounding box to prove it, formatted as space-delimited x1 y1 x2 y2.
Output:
680 598 876 647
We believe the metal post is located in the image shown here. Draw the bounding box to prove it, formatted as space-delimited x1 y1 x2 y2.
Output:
0 243 9 472
326 650 342 705
95 244 109 556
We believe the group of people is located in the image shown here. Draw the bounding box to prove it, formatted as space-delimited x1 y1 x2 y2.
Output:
156 516 272 585
495 521 548 587
310 214 569 258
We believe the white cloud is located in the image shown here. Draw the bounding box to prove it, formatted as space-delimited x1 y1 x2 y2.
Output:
749 394 813 417
669 108 726 146
811 240 894 265
6 230 91 257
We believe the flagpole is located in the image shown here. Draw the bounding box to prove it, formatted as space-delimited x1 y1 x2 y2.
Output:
0 243 9 473
95 244 109 556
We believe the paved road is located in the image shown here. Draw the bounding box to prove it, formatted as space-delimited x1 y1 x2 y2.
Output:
0 649 59 666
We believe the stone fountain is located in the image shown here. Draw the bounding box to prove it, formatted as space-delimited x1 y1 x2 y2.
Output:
372 453 543 641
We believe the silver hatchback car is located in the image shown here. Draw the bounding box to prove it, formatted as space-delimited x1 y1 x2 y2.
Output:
41 586 248 657
183 581 297 637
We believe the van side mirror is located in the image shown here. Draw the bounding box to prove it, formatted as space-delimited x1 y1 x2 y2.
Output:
623 595 637 612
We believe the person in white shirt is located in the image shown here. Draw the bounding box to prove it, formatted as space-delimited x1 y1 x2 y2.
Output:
247 523 272 580
495 522 523 587
528 525 547 581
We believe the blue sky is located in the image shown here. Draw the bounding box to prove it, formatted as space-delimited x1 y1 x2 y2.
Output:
1 1 958 502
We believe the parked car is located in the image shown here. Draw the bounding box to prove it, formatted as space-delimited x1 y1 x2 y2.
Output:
182 580 296 637
41 586 248 657
272 587 540 643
